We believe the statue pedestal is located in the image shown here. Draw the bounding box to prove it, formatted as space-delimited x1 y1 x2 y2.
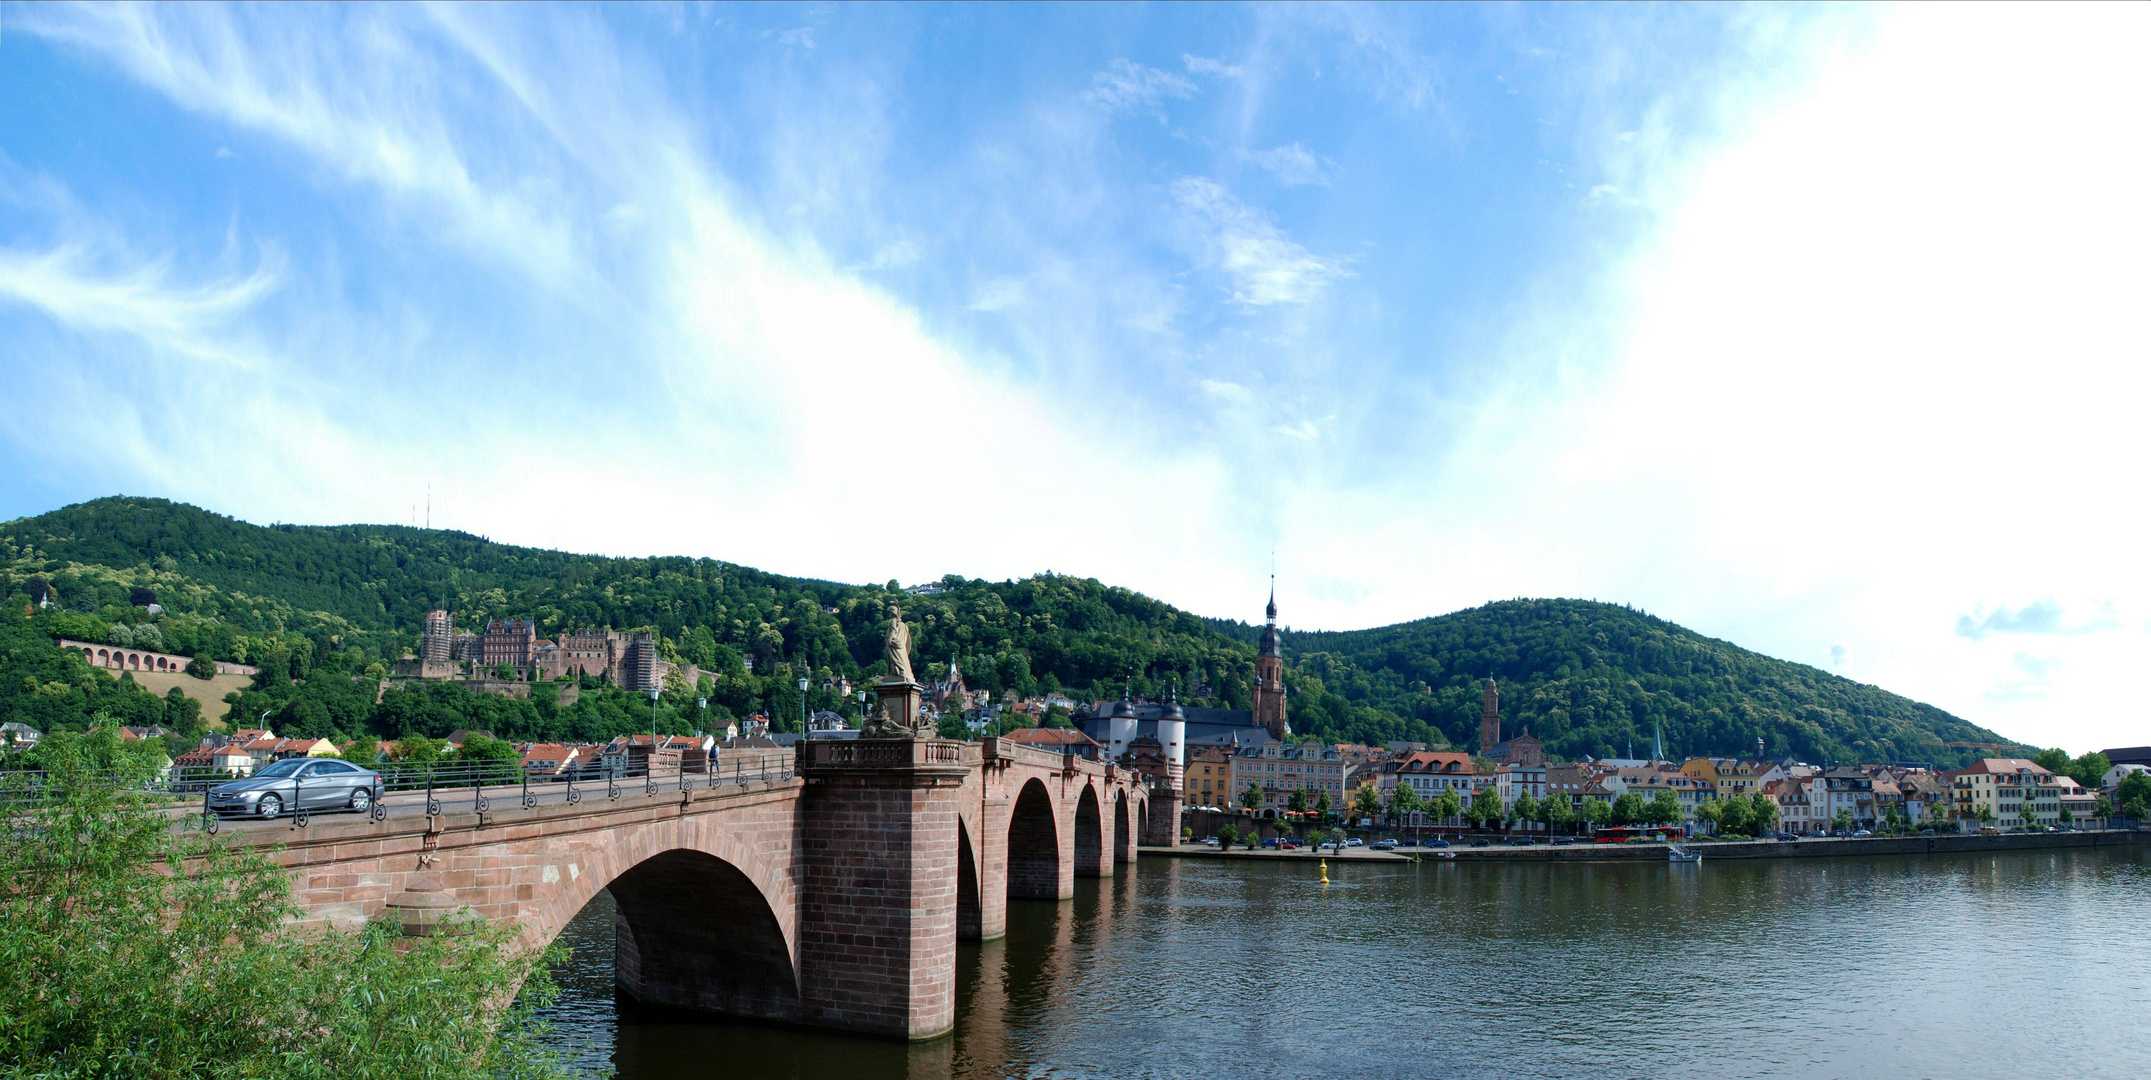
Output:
874 678 924 735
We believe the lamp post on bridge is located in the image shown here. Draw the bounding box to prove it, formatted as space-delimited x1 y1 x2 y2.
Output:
798 677 809 735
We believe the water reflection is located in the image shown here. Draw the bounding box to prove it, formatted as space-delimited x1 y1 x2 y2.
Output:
539 847 2151 1078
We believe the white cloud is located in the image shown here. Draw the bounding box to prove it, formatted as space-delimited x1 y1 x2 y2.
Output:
1956 600 2119 642
1341 3 2151 752
854 240 920 272
1172 177 1351 306
0 240 281 366
966 276 1027 312
1082 59 1196 115
1182 54 1244 79
1248 143 1331 187
15 3 581 282
0 5 1261 618
1198 379 1254 406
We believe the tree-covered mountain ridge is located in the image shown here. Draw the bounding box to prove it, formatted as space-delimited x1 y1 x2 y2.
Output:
2 496 2024 766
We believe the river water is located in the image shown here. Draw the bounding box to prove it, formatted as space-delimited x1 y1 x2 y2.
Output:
537 847 2151 1078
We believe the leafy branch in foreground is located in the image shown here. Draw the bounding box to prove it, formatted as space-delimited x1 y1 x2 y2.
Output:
0 731 576 1080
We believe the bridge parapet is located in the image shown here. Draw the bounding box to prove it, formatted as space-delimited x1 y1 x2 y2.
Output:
979 736 1110 777
798 738 980 772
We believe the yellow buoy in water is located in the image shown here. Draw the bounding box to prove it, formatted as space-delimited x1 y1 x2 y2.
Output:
1319 858 1329 885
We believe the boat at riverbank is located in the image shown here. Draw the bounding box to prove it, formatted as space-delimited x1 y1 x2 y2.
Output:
1668 843 1702 863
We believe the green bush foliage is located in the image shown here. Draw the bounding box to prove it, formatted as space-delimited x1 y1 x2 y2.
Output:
0 731 566 1080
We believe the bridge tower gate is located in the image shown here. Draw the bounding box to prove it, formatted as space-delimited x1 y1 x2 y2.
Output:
1141 782 1182 847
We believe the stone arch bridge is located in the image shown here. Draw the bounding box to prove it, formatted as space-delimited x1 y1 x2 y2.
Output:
229 737 1174 1040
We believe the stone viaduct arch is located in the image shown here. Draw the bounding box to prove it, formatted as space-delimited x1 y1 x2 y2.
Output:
250 737 1168 1042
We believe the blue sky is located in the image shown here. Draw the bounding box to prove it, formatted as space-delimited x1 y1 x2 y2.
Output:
2 3 2146 752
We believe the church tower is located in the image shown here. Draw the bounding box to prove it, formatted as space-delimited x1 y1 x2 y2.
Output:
1252 581 1290 740
1479 677 1500 754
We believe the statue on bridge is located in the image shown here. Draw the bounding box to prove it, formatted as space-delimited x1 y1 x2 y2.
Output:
883 603 915 684
864 604 934 738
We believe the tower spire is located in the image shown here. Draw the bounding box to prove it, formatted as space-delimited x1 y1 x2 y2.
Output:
1253 577 1289 739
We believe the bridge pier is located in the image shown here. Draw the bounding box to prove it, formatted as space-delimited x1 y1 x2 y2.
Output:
1141 784 1182 848
796 738 977 1041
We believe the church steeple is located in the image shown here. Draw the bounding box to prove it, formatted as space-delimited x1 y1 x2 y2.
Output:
1253 580 1289 739
1479 676 1500 755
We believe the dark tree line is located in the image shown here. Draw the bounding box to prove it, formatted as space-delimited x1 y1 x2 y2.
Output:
2 498 2025 765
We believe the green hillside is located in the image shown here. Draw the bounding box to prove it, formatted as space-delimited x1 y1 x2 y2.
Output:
1 497 2024 766
1218 600 2025 767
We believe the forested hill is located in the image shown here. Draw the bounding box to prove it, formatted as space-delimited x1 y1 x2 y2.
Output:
2 497 2024 766
1231 600 2026 768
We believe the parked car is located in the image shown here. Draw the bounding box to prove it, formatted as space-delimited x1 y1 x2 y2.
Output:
1371 839 1398 851
1552 837 1576 846
1507 838 1532 847
1426 838 1451 848
1851 829 1873 837
1277 840 1299 850
209 758 382 820
1261 837 1281 848
1918 829 1935 836
1470 839 1490 848
1345 838 1363 847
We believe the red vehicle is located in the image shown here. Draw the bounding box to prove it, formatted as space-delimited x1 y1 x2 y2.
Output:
1592 826 1683 844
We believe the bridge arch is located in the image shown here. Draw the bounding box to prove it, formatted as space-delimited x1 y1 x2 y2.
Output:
1112 789 1132 863
1007 777 1060 900
530 821 801 1022
956 816 982 940
1074 783 1103 877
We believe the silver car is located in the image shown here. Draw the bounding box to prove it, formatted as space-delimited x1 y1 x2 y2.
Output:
208 758 383 819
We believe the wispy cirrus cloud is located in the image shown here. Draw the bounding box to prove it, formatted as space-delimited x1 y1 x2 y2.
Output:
1171 178 1351 306
1082 59 1196 115
1182 53 1244 79
1247 143 1333 187
0 241 281 364
15 3 581 282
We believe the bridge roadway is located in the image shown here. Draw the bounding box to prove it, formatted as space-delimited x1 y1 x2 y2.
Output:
205 755 800 832
213 736 1173 1041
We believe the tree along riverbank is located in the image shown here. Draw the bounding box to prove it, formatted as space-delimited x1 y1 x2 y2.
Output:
1140 828 2149 863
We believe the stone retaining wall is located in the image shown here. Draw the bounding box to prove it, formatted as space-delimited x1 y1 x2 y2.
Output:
1144 829 2148 863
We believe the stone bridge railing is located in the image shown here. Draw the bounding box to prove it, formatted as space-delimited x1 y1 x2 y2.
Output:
799 739 982 770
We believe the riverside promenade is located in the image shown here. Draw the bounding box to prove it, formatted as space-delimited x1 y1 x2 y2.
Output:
1141 828 2148 863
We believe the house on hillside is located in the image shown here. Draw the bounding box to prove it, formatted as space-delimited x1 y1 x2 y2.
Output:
1002 727 1102 760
